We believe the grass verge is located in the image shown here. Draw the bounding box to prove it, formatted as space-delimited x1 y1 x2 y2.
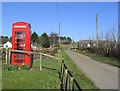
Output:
73 50 120 68
61 44 69 50
57 50 98 90
2 58 61 89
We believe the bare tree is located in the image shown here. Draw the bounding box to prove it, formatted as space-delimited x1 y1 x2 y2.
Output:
49 32 59 47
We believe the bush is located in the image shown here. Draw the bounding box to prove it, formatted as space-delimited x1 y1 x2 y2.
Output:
12 64 19 70
54 44 60 47
20 64 29 70
3 65 12 71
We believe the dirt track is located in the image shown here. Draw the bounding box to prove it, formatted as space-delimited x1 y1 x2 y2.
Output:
65 50 119 89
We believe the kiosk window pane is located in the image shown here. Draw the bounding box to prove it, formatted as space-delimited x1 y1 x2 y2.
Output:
17 35 23 38
17 31 23 34
17 39 23 42
14 55 17 58
17 55 19 58
14 59 18 62
20 59 23 63
20 43 23 46
15 43 17 46
17 43 23 46
14 59 23 63
17 47 23 50
20 55 23 58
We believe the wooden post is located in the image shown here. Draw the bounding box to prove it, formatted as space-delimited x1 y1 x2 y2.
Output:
40 53 42 70
96 13 98 49
64 69 68 90
61 61 64 79
59 22 61 47
61 62 64 89
6 48 8 64
8 49 11 65
70 77 74 91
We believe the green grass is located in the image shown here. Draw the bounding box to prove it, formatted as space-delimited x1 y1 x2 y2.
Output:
57 50 98 90
2 49 98 90
2 58 61 89
2 70 60 89
71 42 78 48
0 68 1 90
74 50 120 68
61 44 69 50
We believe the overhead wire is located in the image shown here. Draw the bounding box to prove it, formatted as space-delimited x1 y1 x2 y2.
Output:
98 4 116 15
82 15 96 31
81 4 116 32
60 4 95 14
56 2 60 23
55 3 117 40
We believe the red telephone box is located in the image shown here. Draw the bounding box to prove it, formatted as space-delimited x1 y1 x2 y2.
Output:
11 22 31 67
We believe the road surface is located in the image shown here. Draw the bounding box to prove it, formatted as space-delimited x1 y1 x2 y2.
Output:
65 50 119 89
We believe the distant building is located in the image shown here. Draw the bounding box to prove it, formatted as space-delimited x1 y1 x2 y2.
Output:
78 40 96 48
31 44 37 49
87 44 90 47
78 40 117 48
3 41 12 48
93 43 96 46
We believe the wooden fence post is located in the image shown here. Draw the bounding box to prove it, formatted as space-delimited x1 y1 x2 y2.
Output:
8 49 11 65
40 53 42 70
70 77 74 91
61 60 64 80
64 69 68 90
6 48 8 64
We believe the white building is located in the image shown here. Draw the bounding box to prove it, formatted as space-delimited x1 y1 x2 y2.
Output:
31 44 37 49
87 44 90 47
3 41 12 48
93 43 96 46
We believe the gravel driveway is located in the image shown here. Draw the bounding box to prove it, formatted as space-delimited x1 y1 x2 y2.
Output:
65 50 119 90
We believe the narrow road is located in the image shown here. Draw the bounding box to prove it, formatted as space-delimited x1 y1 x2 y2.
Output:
65 50 119 89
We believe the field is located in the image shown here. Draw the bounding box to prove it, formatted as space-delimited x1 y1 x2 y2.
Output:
2 49 98 90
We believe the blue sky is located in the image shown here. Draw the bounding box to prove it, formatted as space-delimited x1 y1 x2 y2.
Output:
2 2 118 42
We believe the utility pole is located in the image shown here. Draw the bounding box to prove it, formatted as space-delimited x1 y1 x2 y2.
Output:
96 13 98 49
59 22 61 46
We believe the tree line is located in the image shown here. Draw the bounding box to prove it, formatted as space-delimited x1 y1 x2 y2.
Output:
1 32 72 48
31 31 72 48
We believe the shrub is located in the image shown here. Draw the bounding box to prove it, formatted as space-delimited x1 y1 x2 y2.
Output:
12 64 19 70
54 44 60 47
20 64 29 70
3 65 12 71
